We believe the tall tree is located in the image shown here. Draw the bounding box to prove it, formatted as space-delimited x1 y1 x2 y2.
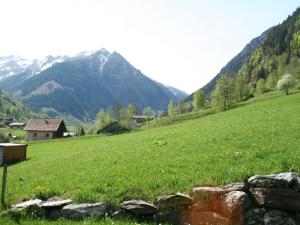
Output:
127 104 137 118
193 89 206 111
256 78 267 94
235 76 246 101
266 74 277 90
168 100 176 116
95 109 111 131
212 75 236 111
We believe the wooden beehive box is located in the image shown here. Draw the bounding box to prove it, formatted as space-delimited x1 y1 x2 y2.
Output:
0 143 27 166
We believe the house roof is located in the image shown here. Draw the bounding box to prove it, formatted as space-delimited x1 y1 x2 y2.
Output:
132 115 150 119
24 119 64 132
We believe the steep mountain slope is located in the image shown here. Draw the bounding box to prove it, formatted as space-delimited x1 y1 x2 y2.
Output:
165 85 188 101
185 29 271 101
0 49 182 119
187 7 300 101
237 8 300 85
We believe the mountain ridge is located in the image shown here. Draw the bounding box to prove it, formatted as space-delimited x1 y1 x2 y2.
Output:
0 49 187 120
185 28 272 101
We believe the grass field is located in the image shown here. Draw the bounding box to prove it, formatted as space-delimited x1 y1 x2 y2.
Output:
1 92 300 224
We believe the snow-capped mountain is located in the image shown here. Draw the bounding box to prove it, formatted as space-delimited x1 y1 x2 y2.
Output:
0 55 32 80
0 54 69 81
0 49 186 120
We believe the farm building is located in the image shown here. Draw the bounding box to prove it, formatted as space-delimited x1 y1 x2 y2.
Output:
9 122 26 129
24 119 67 141
131 115 154 124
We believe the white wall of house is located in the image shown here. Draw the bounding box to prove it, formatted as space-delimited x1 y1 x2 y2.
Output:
27 131 54 141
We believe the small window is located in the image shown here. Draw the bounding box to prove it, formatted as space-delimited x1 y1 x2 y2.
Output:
46 133 49 137
34 133 37 137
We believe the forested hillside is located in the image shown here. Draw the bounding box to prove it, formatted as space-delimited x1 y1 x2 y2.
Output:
187 8 300 101
238 8 300 87
0 89 35 124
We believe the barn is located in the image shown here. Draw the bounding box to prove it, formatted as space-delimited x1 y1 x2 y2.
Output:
24 119 67 141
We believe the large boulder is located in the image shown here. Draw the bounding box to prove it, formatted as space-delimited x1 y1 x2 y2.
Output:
9 199 44 217
250 188 300 211
156 193 193 209
191 187 225 213
223 182 248 193
248 172 300 191
244 208 265 225
222 191 251 218
192 186 225 202
120 200 158 216
264 210 296 225
182 211 232 225
62 202 107 219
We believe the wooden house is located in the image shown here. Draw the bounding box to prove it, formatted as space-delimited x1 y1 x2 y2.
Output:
24 119 67 141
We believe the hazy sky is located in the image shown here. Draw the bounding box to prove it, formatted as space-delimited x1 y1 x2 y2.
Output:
0 0 299 93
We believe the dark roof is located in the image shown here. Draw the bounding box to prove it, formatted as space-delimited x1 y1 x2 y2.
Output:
24 119 64 132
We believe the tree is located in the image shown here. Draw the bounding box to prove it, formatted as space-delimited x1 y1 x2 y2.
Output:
168 100 176 116
119 108 129 121
266 74 277 90
277 74 296 95
94 109 112 131
79 127 85 136
177 101 187 114
127 104 137 118
143 107 153 117
193 89 205 111
256 78 267 94
211 75 236 111
235 76 246 101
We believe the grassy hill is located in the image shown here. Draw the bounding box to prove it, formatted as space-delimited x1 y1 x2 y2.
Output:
1 92 300 224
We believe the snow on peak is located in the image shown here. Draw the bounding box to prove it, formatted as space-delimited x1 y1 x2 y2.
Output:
0 48 112 80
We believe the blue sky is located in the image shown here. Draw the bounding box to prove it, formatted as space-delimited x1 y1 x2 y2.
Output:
0 0 298 93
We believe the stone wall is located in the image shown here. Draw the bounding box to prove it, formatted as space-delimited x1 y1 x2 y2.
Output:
7 172 300 225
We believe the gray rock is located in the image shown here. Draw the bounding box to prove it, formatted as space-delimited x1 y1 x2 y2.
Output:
112 210 132 219
41 198 72 208
244 208 265 225
250 188 300 211
223 182 248 192
62 202 107 219
248 172 300 191
156 192 193 209
120 200 158 216
192 186 225 202
10 199 45 218
157 209 182 225
12 199 43 209
264 210 296 225
222 191 251 218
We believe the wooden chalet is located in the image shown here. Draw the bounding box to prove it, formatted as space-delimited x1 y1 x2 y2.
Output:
24 119 67 141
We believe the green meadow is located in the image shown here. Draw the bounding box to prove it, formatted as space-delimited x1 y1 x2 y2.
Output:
1 91 300 224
